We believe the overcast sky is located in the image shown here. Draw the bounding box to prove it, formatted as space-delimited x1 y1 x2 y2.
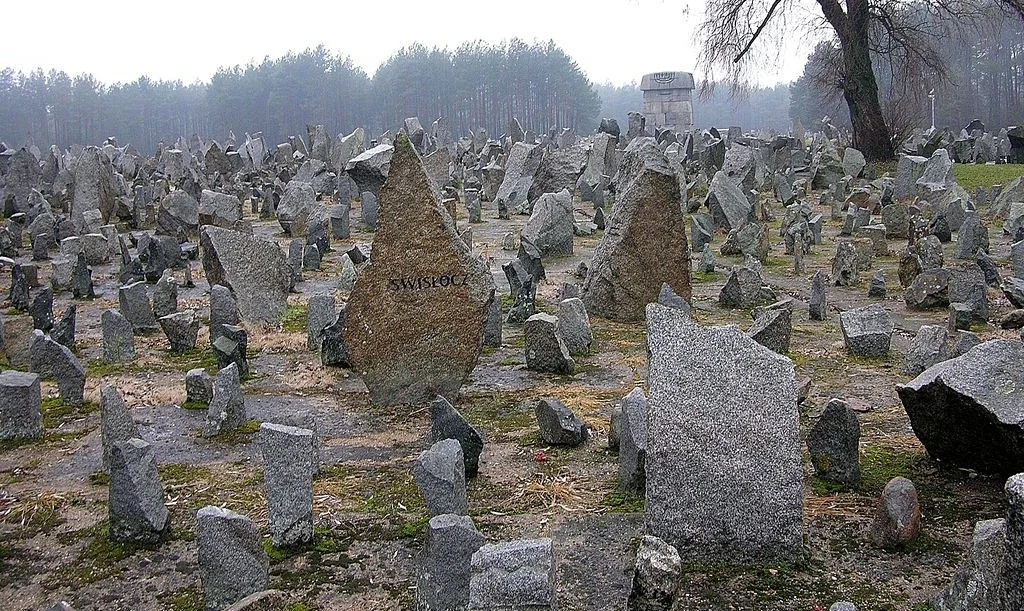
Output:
6 0 813 87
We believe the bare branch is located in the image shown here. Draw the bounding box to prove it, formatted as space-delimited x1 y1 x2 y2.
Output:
733 0 786 63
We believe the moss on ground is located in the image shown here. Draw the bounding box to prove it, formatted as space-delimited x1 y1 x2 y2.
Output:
601 490 645 513
159 586 204 611
206 419 261 444
282 303 309 333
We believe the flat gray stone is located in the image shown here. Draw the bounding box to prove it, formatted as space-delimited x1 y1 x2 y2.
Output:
644 303 803 563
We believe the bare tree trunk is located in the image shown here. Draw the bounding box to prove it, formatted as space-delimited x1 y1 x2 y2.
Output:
819 0 896 160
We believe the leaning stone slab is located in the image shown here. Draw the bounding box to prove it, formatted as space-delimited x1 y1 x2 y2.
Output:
0 370 43 441
897 339 1024 473
118 281 159 334
416 514 485 611
108 438 170 544
468 538 556 610
644 303 803 563
806 398 861 489
431 396 484 478
414 438 469 517
555 298 593 356
198 506 269 611
29 330 85 406
343 134 495 406
200 226 291 324
258 423 314 547
524 313 575 374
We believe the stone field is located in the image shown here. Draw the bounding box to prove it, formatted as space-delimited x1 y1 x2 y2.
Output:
1 122 1024 610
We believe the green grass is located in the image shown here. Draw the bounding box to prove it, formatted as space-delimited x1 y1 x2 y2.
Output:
180 400 208 411
951 163 1024 192
281 304 309 333
206 419 261 444
601 490 645 513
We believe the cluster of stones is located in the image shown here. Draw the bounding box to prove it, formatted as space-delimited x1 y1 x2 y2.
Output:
4 106 1024 611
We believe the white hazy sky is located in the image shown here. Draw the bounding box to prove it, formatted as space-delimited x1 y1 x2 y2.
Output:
5 0 815 87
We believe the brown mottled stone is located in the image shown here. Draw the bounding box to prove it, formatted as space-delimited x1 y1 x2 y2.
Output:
581 157 691 322
343 134 495 406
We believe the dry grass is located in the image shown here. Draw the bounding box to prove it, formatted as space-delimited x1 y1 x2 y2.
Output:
494 465 609 515
0 489 74 529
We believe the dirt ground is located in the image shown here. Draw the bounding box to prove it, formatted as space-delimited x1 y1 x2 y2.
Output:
1 173 1022 610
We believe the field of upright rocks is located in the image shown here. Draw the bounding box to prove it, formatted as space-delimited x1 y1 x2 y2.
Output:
1 118 1024 610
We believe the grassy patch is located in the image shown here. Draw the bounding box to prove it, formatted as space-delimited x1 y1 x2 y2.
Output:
180 400 208 411
205 419 261 444
601 490 645 513
170 347 221 375
41 398 98 429
50 523 155 588
857 445 923 493
281 303 309 333
459 392 536 442
951 163 1024 192
159 586 204 611
691 271 719 284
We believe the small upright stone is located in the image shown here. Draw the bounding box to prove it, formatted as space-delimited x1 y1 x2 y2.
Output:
1002 474 1024 610
118 281 159 334
839 304 894 357
431 396 484 478
0 371 43 441
108 438 170 544
657 282 692 317
320 306 351 367
534 397 589 446
159 310 201 352
627 535 682 611
416 514 485 611
870 476 922 549
934 518 1006 611
100 384 141 473
482 296 502 348
28 286 54 331
809 270 828 321
258 423 314 547
555 298 593 356
197 506 269 610
902 325 950 376
469 539 556 610
212 325 249 379
523 313 575 374
806 398 861 489
102 309 136 363
153 271 178 319
204 363 246 437
209 284 241 343
868 270 886 298
619 388 648 494
306 294 336 352
29 331 85 406
51 304 76 350
719 265 772 309
748 307 792 354
413 438 468 517
71 252 94 298
185 369 214 405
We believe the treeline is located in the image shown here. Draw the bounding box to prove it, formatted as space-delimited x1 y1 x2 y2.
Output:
594 81 792 134
0 41 601 154
790 10 1024 136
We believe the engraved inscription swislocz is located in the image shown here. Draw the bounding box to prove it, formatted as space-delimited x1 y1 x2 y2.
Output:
388 274 470 291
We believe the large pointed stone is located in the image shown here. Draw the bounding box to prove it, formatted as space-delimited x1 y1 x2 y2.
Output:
582 155 691 322
343 134 495 406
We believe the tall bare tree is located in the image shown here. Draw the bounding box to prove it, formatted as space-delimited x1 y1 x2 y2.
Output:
697 0 1024 160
